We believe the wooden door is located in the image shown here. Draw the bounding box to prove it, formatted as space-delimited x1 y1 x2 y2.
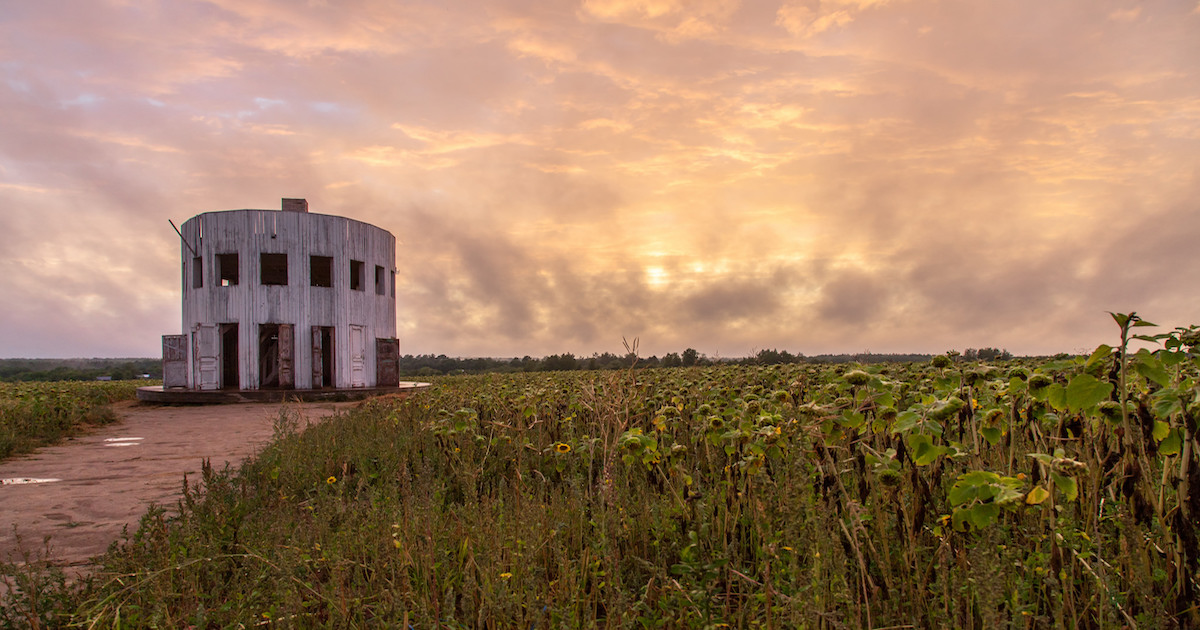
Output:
311 326 323 388
350 325 366 388
193 325 219 390
162 335 188 388
376 338 399 387
278 323 294 389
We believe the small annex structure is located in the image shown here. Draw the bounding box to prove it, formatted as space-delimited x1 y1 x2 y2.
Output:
141 199 418 402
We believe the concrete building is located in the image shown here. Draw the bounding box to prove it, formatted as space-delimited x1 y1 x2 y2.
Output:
159 199 401 392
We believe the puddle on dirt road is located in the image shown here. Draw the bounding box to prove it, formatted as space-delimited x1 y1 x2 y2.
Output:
0 478 62 485
104 437 144 447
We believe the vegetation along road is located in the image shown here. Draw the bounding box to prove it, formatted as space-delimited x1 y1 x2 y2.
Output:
2 313 1198 628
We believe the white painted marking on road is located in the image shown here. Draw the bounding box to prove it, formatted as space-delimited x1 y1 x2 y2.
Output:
104 437 144 442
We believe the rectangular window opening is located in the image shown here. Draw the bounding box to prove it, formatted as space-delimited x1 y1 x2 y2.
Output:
350 259 364 291
375 265 386 295
261 253 288 285
390 270 396 298
192 256 203 289
310 255 333 288
218 253 239 286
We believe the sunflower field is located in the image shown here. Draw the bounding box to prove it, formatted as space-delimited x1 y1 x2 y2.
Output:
0 380 141 461
4 314 1199 628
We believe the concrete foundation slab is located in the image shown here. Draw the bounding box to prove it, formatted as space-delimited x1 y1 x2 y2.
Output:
136 381 429 404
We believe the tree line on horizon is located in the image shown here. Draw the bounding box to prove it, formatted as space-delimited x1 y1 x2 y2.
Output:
0 347 1016 381
0 358 162 382
397 346 1015 376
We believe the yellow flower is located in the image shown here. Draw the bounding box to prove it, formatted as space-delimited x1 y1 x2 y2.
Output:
555 442 571 454
500 572 513 580
326 476 337 485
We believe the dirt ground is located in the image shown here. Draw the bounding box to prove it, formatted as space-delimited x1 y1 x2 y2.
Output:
0 400 355 572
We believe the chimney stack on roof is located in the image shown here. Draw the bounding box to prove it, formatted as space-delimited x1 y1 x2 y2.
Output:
282 198 309 213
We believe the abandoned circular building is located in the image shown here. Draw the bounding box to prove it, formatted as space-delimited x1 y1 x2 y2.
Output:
154 198 402 395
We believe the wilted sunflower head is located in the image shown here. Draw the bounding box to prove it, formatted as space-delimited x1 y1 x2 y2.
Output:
1028 374 1053 392
843 370 871 387
1097 400 1124 423
1052 457 1088 476
797 402 828 419
931 355 953 369
708 415 726 431
928 397 966 422
1007 367 1030 381
878 469 902 487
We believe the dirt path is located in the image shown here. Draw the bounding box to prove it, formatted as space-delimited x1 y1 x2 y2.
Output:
0 400 354 571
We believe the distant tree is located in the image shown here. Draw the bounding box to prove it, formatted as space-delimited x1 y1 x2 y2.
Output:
963 347 1012 361
662 352 682 368
754 348 797 365
541 353 578 372
977 347 1012 361
681 348 699 367
594 352 624 370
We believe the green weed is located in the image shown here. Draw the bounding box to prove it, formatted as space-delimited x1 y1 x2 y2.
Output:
0 381 141 461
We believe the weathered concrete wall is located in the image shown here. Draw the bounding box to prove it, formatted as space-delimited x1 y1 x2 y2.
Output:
177 204 397 390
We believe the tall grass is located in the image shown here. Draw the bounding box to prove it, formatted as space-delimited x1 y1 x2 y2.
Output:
3 325 1198 627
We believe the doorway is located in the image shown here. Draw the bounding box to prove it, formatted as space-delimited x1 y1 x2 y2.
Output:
259 323 295 389
220 323 239 389
311 326 335 388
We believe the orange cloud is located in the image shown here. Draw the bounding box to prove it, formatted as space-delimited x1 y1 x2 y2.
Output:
0 0 1197 359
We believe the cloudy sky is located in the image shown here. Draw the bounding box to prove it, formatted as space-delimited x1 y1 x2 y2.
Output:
1 0 1198 360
